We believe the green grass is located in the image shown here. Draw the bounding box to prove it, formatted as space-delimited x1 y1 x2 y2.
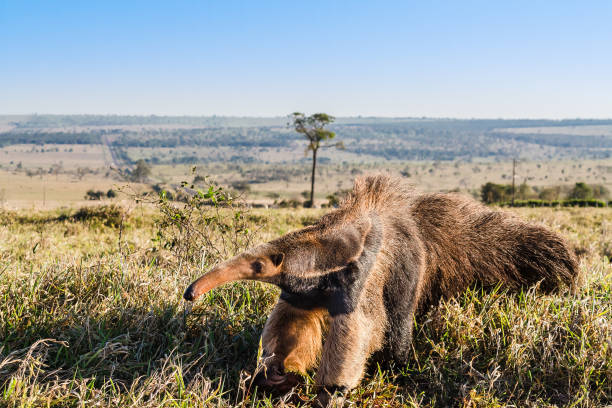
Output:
0 206 610 407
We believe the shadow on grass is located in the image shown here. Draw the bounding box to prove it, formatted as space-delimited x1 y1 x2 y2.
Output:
1 282 608 407
0 302 266 402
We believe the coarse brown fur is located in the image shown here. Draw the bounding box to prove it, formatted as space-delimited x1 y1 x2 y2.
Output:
184 174 578 406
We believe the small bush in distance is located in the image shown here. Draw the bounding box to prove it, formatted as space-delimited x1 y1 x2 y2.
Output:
85 189 105 200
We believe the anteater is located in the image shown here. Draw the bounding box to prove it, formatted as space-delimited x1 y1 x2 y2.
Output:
183 175 578 406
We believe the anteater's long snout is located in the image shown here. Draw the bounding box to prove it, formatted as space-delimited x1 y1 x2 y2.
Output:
183 264 244 302
183 246 286 302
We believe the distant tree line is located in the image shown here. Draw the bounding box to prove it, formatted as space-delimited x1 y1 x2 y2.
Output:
481 181 610 206
0 131 101 147
503 199 610 208
493 132 612 149
110 127 295 148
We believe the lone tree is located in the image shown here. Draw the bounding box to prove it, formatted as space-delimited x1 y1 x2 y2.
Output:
130 159 152 183
289 112 342 207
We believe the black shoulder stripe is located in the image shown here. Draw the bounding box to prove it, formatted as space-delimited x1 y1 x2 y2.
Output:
278 213 383 316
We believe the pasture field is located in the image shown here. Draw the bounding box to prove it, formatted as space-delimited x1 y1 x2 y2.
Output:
126 144 381 166
176 159 612 202
4 156 609 209
142 158 612 207
0 202 610 407
0 144 111 169
0 170 127 210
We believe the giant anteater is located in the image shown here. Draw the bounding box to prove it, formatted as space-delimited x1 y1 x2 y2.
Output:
184 175 577 406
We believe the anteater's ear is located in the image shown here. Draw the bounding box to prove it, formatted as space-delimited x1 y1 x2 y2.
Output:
269 253 284 267
314 214 382 272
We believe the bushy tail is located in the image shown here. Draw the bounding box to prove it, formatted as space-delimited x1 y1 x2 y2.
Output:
502 222 579 292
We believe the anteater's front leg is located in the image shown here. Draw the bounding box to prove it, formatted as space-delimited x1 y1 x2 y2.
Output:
254 299 328 391
315 309 385 407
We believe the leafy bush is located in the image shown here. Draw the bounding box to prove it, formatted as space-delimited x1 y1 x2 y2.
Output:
562 199 607 207
147 178 258 268
130 159 152 183
277 199 303 208
481 182 512 204
503 199 608 208
85 189 105 200
326 189 350 208
568 182 593 199
326 194 340 208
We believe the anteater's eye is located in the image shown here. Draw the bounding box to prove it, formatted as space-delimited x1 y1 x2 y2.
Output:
251 261 263 274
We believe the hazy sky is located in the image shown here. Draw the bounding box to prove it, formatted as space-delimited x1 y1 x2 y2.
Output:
1 1 611 118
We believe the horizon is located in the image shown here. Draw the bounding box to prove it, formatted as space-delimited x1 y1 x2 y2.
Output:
3 113 612 121
2 1 611 118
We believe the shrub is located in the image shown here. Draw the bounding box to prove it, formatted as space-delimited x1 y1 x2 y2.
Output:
516 181 535 199
326 189 350 208
85 189 105 200
568 182 592 200
326 194 340 208
130 159 151 183
503 199 607 208
146 178 257 267
538 186 561 201
481 182 512 204
562 198 607 207
277 199 302 208
231 181 251 193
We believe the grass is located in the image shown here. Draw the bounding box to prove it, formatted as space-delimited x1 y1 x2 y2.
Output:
0 205 610 407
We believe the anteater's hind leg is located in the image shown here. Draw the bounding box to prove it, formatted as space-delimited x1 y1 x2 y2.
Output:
254 299 328 392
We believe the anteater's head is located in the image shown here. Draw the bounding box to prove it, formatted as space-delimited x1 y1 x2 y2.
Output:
183 214 382 311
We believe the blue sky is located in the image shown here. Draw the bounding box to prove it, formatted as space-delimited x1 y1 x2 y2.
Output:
1 1 611 118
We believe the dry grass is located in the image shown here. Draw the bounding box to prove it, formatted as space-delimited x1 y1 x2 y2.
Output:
149 159 612 204
0 205 610 407
1 156 610 209
0 144 110 169
0 170 143 210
